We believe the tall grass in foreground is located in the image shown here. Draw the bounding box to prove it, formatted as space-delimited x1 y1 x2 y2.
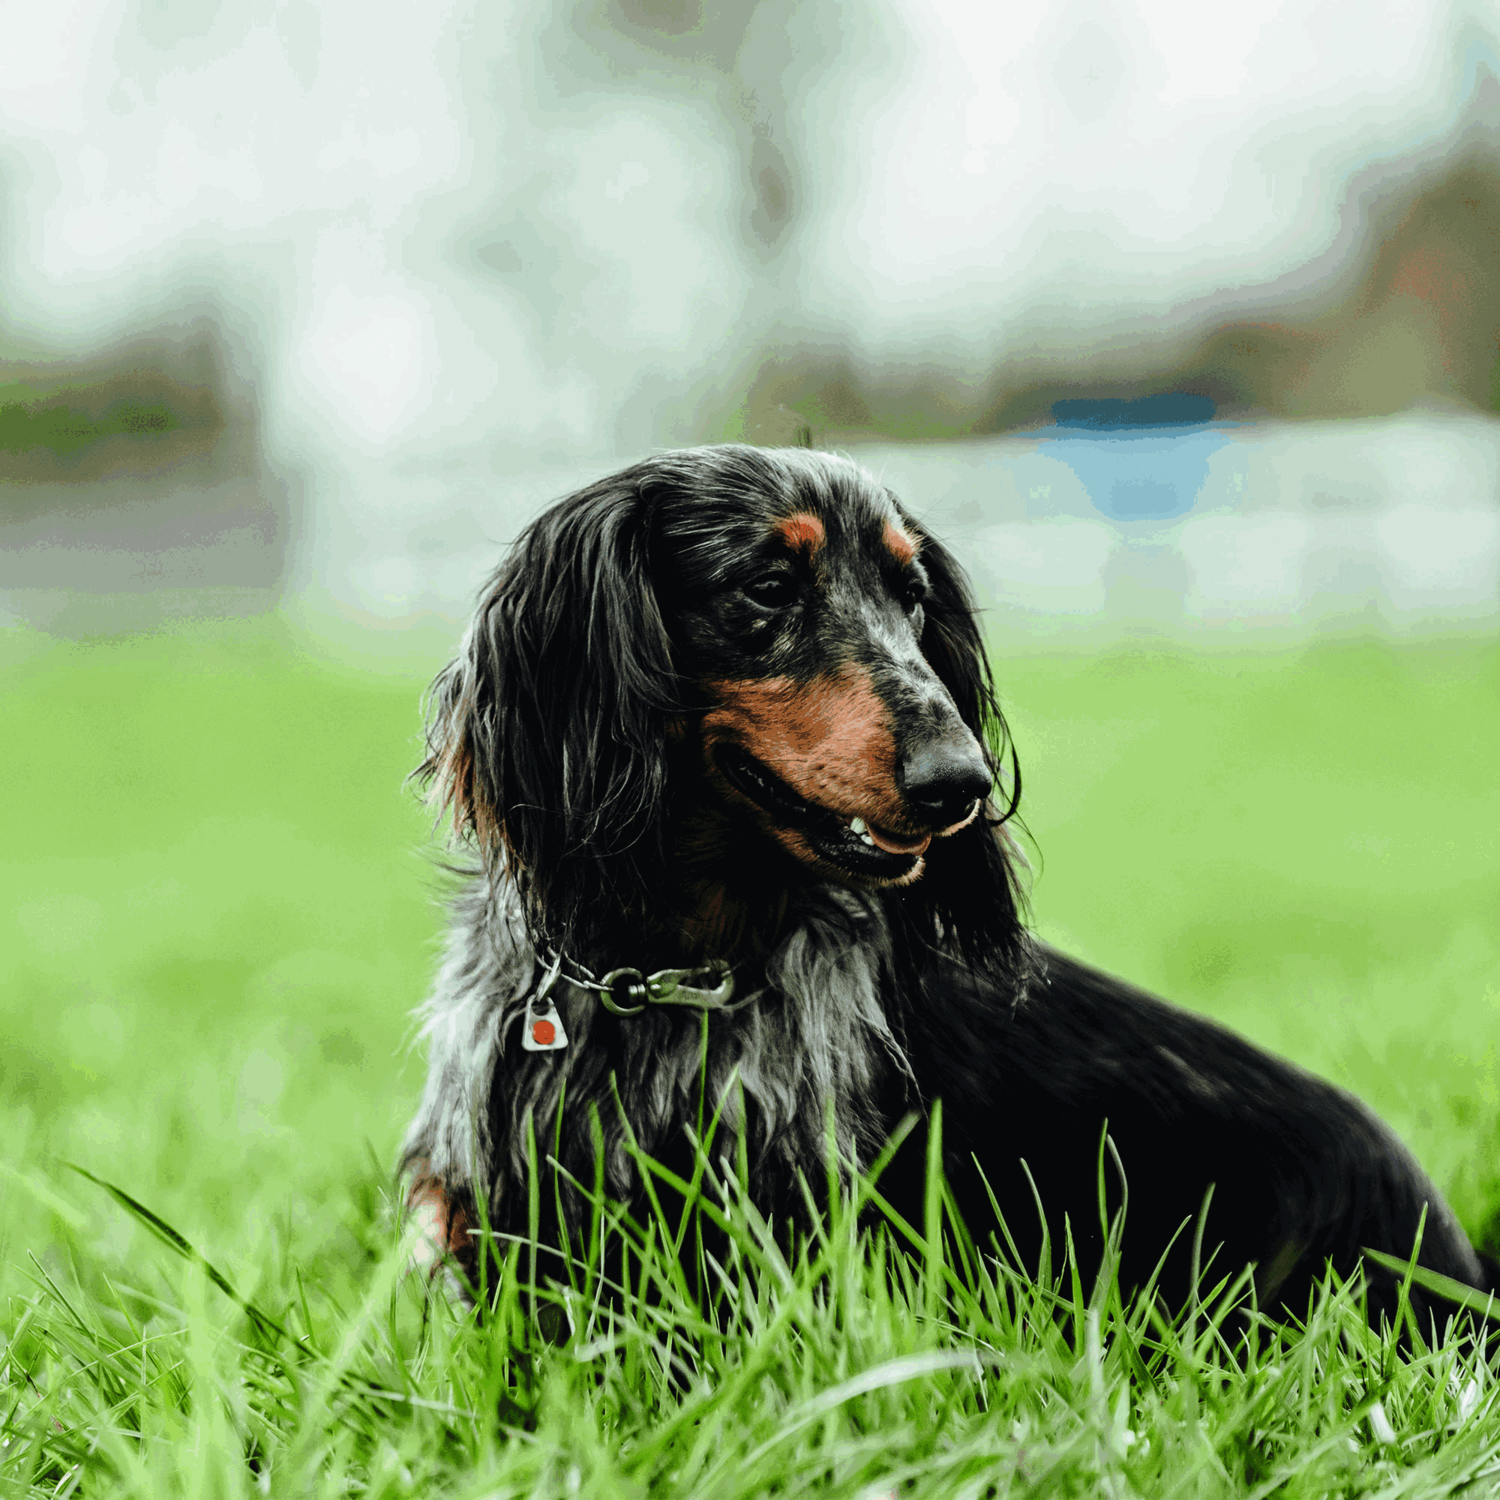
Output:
4 620 1500 1496
5 1120 1500 1500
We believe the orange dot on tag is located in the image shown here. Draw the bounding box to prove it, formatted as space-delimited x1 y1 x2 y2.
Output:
532 1019 556 1046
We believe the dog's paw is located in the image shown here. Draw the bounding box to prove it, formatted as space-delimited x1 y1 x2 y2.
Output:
403 1174 472 1286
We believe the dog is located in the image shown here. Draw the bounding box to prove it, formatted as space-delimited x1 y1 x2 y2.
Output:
401 443 1491 1328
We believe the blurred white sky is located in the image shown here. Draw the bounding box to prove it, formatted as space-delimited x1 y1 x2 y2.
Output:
0 0 1491 479
814 2 1494 348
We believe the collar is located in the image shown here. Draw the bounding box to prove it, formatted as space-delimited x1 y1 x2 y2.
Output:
522 947 758 1052
547 946 741 1014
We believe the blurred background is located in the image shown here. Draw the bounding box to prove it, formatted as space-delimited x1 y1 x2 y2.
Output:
5 0 1500 640
3 0 1499 1273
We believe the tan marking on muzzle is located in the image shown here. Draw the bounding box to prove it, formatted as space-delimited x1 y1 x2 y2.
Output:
702 668 911 832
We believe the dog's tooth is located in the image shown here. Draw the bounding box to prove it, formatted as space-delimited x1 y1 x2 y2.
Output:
859 831 875 846
849 816 868 834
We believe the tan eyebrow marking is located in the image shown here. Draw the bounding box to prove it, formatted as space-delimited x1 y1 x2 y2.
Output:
775 512 826 554
883 518 919 566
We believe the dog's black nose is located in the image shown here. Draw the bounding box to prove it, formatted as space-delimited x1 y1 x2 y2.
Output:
899 736 991 827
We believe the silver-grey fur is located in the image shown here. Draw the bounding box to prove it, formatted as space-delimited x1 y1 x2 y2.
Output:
401 874 917 1233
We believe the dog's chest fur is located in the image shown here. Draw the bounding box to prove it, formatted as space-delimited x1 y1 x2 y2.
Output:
402 883 916 1228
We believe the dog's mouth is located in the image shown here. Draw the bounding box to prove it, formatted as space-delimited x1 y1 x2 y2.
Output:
716 744 947 881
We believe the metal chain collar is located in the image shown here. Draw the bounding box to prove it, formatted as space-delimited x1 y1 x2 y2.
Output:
543 946 744 1015
519 942 764 1053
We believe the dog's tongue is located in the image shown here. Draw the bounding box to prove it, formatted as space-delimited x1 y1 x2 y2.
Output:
868 822 932 856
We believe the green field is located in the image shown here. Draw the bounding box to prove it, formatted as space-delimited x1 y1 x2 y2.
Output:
3 617 1499 1496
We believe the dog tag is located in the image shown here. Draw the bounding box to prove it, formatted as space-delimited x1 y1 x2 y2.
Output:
522 993 568 1052
521 954 568 1052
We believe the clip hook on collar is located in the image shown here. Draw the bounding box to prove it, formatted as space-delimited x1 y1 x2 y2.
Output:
598 967 649 1016
598 963 737 1013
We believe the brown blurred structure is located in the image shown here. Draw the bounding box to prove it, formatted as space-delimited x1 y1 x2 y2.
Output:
0 324 290 634
730 150 1500 443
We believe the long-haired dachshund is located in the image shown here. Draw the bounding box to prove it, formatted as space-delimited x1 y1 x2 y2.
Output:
401 444 1490 1326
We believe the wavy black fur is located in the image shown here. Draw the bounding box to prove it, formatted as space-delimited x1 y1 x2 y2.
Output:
402 443 1492 1330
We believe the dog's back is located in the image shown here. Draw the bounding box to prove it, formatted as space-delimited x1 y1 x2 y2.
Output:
895 947 1490 1325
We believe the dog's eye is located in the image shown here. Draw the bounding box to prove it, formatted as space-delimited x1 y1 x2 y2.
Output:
901 577 928 613
743 573 799 608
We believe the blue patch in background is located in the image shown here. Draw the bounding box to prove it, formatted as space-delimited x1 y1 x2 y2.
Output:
1045 394 1233 522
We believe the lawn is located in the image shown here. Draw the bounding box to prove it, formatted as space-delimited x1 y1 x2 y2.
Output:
3 616 1498 1497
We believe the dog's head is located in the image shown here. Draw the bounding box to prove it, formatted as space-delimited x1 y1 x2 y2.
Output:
419 445 1026 973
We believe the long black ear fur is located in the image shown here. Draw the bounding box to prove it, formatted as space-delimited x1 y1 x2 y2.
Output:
886 520 1034 997
417 478 679 949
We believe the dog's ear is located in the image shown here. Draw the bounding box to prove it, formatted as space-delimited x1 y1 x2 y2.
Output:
896 527 1033 991
417 481 677 945
915 532 1018 817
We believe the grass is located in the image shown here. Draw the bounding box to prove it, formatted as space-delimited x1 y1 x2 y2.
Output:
3 615 1499 1497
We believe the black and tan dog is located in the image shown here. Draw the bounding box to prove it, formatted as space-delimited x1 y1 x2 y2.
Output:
402 443 1490 1326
